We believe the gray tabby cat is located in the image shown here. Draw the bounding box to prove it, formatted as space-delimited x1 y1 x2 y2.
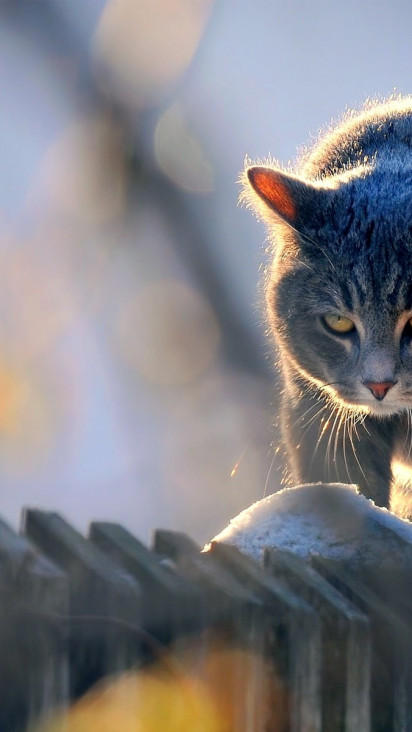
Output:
244 97 412 519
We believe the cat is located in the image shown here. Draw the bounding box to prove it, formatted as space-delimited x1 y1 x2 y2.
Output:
243 96 412 519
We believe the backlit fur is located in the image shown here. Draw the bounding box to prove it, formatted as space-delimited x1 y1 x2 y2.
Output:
245 97 412 517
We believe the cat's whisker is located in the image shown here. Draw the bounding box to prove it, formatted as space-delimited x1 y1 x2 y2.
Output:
310 404 338 470
315 414 334 449
353 411 366 428
302 404 330 429
351 410 367 441
290 226 338 274
351 415 361 441
341 412 352 483
324 406 336 478
408 409 412 458
326 404 343 480
299 405 330 441
402 408 410 453
310 394 346 467
324 404 338 461
263 452 277 499
333 407 346 480
333 405 342 481
348 412 367 481
408 414 412 461
289 399 326 431
295 258 317 274
308 410 335 472
229 418 273 479
406 409 412 460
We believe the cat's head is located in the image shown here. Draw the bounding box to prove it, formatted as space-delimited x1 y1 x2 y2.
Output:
244 164 412 417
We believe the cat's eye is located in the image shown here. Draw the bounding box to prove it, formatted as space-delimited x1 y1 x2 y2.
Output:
323 314 355 334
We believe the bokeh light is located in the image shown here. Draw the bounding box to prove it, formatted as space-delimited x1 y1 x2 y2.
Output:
155 103 214 194
34 643 284 732
35 113 127 225
0 0 404 562
36 668 222 732
0 360 58 478
93 0 214 108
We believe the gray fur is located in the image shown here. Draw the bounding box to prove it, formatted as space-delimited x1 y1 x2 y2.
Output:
244 97 412 518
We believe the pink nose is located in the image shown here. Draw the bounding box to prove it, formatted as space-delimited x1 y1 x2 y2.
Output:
363 381 396 400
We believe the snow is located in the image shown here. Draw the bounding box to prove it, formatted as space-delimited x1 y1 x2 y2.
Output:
205 482 412 565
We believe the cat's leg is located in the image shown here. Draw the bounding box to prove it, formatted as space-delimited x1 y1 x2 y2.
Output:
390 416 412 519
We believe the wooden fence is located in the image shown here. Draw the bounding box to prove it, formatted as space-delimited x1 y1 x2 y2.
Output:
0 508 412 731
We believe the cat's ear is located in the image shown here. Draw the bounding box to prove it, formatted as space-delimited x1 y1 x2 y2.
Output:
245 166 329 229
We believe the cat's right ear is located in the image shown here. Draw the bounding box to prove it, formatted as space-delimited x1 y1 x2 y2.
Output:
244 166 329 230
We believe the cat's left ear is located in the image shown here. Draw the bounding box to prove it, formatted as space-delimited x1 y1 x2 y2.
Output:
245 166 330 229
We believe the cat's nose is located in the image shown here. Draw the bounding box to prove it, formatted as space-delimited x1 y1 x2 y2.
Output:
363 380 396 400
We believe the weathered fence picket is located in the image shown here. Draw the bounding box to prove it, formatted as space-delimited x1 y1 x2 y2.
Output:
23 509 142 699
154 530 268 732
0 517 68 732
0 507 408 731
264 548 371 732
210 541 322 732
89 522 204 645
312 556 412 732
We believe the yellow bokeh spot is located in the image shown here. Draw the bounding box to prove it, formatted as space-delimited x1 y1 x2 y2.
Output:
33 644 287 732
0 362 56 476
36 668 223 732
0 366 27 434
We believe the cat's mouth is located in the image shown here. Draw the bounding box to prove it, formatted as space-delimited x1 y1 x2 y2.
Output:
339 395 399 418
363 401 402 417
361 393 412 417
323 382 406 417
358 381 411 417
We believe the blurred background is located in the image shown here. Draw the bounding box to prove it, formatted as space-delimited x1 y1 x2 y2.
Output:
0 0 411 545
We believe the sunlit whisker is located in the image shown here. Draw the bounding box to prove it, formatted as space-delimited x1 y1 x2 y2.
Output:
324 404 337 476
342 413 351 482
263 452 277 499
294 227 337 273
308 410 335 473
316 414 333 447
352 416 361 441
402 408 410 454
290 400 325 431
333 407 346 479
299 405 330 442
326 404 343 479
407 409 412 459
348 412 366 481
361 417 371 436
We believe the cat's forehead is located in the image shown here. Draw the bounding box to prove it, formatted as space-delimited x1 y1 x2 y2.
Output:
330 256 412 315
307 184 412 313
320 168 412 247
305 237 411 315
